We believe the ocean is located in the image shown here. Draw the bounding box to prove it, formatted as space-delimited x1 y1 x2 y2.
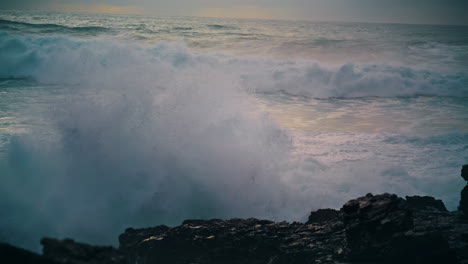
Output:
0 10 467 250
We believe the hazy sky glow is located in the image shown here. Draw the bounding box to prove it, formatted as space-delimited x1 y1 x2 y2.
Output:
1 0 468 25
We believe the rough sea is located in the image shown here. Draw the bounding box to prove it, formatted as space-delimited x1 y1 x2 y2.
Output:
0 10 467 250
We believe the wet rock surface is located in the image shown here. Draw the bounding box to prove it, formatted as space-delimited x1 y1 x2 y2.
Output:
2 165 468 264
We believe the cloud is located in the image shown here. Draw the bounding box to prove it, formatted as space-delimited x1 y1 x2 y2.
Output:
0 0 467 25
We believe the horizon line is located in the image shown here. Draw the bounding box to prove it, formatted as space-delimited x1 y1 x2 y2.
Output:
1 8 468 27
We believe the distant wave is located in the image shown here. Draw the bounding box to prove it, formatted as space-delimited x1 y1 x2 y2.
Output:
0 31 467 98
0 18 111 35
207 24 238 30
173 27 193 31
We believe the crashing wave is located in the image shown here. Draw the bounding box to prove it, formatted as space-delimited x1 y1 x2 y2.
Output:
0 31 467 98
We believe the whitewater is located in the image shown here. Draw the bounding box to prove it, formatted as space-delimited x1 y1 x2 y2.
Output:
0 10 467 251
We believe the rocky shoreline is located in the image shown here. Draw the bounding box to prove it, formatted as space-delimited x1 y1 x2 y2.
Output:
2 165 468 264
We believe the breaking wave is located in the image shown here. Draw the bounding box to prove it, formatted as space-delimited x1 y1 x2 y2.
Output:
0 31 298 250
0 31 466 251
0 31 467 98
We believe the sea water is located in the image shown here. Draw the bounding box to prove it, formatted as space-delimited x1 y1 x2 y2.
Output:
0 10 467 250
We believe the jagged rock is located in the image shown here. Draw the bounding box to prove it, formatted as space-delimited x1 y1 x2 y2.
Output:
0 242 58 264
462 164 468 181
406 195 448 212
341 193 413 261
118 218 345 264
3 192 465 264
411 208 467 264
306 208 341 224
341 193 460 264
41 238 125 264
117 188 466 264
118 225 170 252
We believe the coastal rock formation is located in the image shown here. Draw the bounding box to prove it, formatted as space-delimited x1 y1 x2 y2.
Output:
342 193 457 263
341 193 413 261
2 165 468 264
118 218 345 264
116 191 467 264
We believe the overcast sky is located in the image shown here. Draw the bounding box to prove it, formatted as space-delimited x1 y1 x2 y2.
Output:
1 0 467 25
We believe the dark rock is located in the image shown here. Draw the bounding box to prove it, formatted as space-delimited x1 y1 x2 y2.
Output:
460 185 468 216
388 231 457 264
41 238 125 264
118 218 345 264
462 164 468 181
118 225 170 252
116 190 465 264
0 242 58 264
341 193 413 261
406 195 448 212
341 193 462 264
306 208 341 224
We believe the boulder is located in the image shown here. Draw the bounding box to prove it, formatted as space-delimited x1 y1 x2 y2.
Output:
341 193 459 264
341 193 413 261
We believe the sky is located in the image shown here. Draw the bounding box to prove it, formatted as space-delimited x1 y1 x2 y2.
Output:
1 0 468 25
